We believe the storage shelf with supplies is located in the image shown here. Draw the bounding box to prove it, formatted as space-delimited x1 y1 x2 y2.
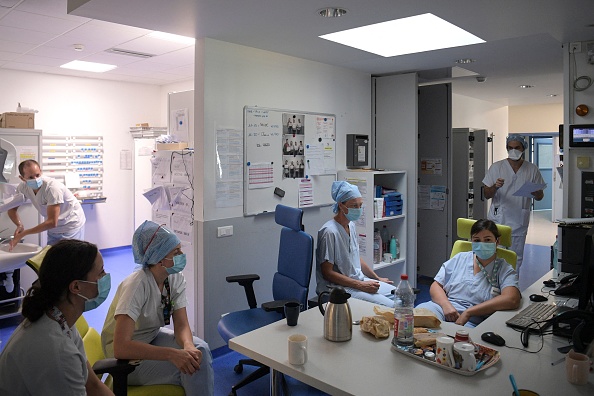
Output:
42 135 105 201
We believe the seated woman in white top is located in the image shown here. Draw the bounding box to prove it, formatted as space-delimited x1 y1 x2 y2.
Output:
416 219 521 327
0 240 113 396
101 221 214 396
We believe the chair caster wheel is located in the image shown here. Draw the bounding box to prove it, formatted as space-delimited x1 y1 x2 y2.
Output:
234 364 243 374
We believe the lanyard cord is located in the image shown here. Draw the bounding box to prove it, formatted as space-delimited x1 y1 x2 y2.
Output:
48 306 72 339
161 278 172 325
475 255 500 288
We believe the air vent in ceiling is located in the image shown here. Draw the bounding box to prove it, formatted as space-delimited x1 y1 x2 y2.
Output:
105 48 156 58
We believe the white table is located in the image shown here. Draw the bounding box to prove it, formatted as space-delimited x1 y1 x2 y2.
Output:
230 271 593 395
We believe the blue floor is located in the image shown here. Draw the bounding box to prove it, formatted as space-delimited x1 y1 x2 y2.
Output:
0 244 551 395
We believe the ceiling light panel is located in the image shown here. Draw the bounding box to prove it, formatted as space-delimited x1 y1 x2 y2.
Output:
320 13 484 57
60 60 116 72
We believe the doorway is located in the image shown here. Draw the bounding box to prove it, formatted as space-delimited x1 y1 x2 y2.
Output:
530 136 553 210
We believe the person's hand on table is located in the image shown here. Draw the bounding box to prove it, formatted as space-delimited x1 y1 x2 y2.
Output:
442 303 460 322
455 310 470 326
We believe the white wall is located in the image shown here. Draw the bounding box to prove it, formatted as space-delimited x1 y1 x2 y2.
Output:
452 93 509 164
194 38 372 347
0 68 163 250
509 104 563 133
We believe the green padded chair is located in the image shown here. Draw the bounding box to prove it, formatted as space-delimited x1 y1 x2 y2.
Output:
451 218 517 269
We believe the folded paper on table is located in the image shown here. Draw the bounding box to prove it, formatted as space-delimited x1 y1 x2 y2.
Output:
0 193 27 213
512 182 547 198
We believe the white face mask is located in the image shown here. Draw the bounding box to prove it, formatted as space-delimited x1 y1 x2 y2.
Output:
507 149 523 161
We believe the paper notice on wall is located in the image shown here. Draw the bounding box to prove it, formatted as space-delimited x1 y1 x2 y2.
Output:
420 158 442 175
17 146 38 163
216 181 243 208
170 108 189 142
418 184 446 210
120 150 132 170
152 211 171 228
170 186 193 215
247 162 274 189
143 186 170 210
171 212 193 243
299 178 314 207
152 155 171 183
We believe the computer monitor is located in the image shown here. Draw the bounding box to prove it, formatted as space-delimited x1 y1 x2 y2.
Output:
578 227 594 311
569 124 594 147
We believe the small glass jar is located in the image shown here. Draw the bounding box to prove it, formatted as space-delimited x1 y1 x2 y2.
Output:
424 351 435 361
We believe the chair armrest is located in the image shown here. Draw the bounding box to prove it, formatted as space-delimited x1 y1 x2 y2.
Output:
92 358 139 396
261 299 293 314
226 274 261 309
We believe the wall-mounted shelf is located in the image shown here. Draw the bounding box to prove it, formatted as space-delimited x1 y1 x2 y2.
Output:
42 136 104 200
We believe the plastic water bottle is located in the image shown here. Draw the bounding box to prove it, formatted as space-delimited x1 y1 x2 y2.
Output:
373 228 382 264
552 236 559 278
390 235 397 261
395 237 400 259
393 274 415 347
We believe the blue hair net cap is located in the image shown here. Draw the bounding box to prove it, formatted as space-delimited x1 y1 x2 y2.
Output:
133 220 181 266
506 134 527 150
331 181 361 213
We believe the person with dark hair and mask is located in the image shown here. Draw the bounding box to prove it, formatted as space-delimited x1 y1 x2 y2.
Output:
415 219 520 327
316 181 396 307
0 239 113 395
101 221 213 396
482 134 545 275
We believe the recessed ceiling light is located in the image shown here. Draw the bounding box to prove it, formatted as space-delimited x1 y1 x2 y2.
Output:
60 60 117 73
519 84 534 89
548 94 558 97
455 58 475 64
147 31 195 45
318 7 348 18
319 13 485 57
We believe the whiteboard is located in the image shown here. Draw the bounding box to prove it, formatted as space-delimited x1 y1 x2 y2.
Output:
243 106 336 216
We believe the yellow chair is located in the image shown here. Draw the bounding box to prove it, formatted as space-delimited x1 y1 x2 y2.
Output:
451 218 517 269
25 245 52 274
76 315 185 396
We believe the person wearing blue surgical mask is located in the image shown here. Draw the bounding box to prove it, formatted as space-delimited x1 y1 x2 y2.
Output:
0 239 113 395
482 134 545 276
8 159 86 250
416 219 521 327
315 181 396 307
101 220 213 396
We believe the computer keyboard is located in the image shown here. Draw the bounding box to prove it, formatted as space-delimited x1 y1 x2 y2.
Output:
505 303 559 330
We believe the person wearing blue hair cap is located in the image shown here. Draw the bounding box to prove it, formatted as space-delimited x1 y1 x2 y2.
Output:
316 181 396 307
101 220 214 395
483 134 545 275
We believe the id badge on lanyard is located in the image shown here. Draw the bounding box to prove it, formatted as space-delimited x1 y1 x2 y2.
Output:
491 287 501 297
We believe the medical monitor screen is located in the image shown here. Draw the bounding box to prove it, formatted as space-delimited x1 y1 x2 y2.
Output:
579 227 594 311
569 124 594 147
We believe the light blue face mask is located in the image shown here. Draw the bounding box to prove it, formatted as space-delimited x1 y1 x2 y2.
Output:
344 207 362 222
78 273 111 312
26 177 42 189
472 242 497 260
164 254 186 275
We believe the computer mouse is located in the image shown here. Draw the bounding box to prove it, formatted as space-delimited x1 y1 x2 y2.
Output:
529 294 548 302
481 331 506 347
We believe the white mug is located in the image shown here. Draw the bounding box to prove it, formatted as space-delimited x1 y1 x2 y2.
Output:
435 336 455 367
453 342 477 371
383 253 393 262
565 349 590 385
288 334 308 365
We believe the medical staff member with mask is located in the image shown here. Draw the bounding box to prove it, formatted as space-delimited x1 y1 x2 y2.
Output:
482 134 545 275
415 219 520 327
8 159 86 248
316 181 396 307
0 239 113 395
101 221 214 396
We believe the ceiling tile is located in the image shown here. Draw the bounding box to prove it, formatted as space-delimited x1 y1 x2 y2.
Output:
28 44 82 60
0 10 83 34
115 36 191 56
0 38 36 53
121 60 174 72
162 64 194 76
2 61 51 73
146 46 194 65
104 66 150 77
141 70 187 81
43 22 147 50
81 51 144 66
0 50 19 61
16 0 89 22
11 53 68 66
0 25 55 44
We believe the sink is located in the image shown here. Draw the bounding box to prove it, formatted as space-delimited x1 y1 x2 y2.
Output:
0 243 43 273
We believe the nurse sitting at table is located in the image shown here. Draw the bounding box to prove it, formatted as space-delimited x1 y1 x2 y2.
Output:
415 219 521 327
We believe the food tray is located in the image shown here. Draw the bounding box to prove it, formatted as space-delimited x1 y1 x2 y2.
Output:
391 341 500 376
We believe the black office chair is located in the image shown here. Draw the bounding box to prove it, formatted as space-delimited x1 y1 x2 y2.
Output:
217 204 314 395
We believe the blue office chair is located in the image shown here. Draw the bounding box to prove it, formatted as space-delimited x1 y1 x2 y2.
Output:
217 204 314 396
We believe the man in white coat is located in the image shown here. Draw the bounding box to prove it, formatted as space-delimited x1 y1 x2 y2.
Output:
482 134 545 275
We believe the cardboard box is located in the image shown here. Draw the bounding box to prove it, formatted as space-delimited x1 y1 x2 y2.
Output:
0 112 35 129
156 142 189 150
